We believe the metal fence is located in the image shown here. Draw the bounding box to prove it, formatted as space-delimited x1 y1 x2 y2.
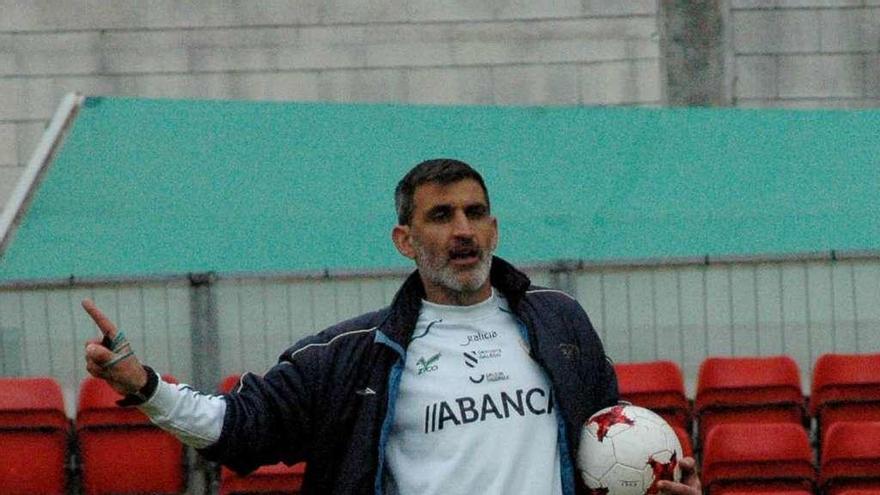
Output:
2 254 878 416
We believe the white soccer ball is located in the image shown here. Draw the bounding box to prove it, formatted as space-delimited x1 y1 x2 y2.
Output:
577 404 683 495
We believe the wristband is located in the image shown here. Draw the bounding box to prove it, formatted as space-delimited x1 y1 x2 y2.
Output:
116 365 159 407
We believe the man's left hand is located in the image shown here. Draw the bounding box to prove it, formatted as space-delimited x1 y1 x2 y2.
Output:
656 456 701 494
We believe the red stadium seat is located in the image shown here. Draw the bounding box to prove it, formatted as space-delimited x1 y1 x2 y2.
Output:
695 356 807 444
220 461 306 495
702 422 815 495
811 353 880 444
829 486 880 495
76 375 186 495
219 373 243 395
671 425 694 458
0 377 70 495
614 360 692 433
217 374 306 494
714 489 813 495
820 421 880 495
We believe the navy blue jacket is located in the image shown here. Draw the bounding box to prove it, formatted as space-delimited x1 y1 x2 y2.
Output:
200 257 618 494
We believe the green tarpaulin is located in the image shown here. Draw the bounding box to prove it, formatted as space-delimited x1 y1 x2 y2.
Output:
1 97 877 281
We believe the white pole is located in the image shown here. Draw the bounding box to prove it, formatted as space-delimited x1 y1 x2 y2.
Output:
0 92 84 256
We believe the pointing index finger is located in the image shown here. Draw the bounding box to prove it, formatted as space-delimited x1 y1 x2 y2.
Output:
81 299 117 339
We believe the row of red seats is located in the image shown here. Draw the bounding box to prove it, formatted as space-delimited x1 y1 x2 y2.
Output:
701 421 880 494
0 374 304 495
615 353 880 445
3 353 876 494
617 353 880 495
0 375 185 495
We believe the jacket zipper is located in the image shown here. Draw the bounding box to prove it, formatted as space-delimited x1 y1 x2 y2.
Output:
373 331 406 495
511 310 577 495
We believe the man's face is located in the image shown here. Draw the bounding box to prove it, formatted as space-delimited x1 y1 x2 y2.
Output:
393 179 498 304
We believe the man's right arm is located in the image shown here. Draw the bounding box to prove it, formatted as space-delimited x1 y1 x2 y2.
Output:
82 299 315 474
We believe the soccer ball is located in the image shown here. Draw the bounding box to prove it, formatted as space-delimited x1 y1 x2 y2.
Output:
577 404 683 495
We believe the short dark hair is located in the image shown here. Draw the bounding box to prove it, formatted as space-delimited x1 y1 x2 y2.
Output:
395 158 490 225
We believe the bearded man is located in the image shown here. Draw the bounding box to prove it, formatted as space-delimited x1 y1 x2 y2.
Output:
83 158 700 494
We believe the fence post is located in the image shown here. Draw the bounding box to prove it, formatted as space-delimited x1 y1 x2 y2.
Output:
548 260 579 297
188 272 220 493
189 272 219 392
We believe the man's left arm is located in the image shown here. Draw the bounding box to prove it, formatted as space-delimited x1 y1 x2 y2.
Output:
566 297 701 494
564 297 617 409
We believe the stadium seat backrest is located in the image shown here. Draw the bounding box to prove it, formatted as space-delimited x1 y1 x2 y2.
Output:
615 360 687 396
76 375 186 495
615 360 692 431
702 422 815 491
220 373 243 394
77 374 179 427
0 376 68 429
696 356 807 443
820 421 880 485
697 356 803 406
0 377 70 495
811 353 880 417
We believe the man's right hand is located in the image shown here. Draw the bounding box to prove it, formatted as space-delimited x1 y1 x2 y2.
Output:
82 299 148 396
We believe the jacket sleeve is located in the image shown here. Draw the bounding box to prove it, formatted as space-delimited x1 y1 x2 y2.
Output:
197 344 321 474
567 296 619 411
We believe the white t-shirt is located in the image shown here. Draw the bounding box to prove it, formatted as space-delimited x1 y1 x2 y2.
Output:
384 290 563 495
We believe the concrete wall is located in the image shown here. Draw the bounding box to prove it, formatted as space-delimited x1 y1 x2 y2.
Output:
730 0 880 107
0 0 661 211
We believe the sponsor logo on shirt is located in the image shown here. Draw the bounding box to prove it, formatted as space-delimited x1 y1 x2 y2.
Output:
463 349 504 383
476 349 502 360
459 330 498 347
423 387 554 433
470 371 509 384
416 352 441 375
463 349 501 366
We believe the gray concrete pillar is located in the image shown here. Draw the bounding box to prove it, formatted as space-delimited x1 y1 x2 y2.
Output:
661 0 727 106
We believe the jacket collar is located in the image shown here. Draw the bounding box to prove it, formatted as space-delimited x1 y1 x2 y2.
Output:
377 256 532 352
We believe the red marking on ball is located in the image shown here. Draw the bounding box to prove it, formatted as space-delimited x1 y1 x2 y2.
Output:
646 452 678 494
589 405 635 442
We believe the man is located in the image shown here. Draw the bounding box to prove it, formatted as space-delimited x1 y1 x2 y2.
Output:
84 159 700 494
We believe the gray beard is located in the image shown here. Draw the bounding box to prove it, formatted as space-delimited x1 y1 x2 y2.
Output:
413 243 494 295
